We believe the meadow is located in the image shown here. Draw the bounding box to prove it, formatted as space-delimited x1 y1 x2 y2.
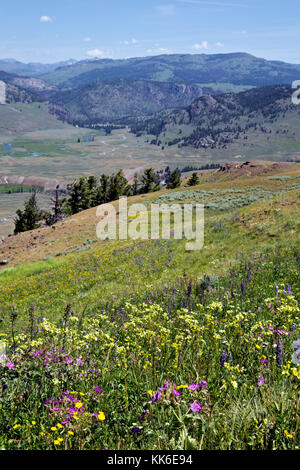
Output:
0 170 299 450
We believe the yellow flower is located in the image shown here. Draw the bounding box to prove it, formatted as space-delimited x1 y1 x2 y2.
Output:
177 385 188 390
54 438 63 445
57 423 63 429
284 430 295 439
147 390 153 395
13 424 21 430
75 402 84 409
51 427 58 432
68 431 74 436
98 412 105 421
31 421 36 426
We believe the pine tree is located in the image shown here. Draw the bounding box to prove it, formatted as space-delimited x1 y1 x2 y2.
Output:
67 177 91 215
99 174 110 204
14 191 43 234
187 172 200 187
140 168 160 193
108 170 131 201
167 169 181 189
87 176 99 207
131 173 140 196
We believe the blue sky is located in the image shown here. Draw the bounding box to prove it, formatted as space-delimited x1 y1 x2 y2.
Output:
0 0 299 63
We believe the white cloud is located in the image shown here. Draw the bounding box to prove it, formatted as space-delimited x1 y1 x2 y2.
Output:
120 38 139 46
83 37 92 42
86 49 113 58
40 16 53 23
147 47 171 55
216 41 224 47
192 41 209 50
86 49 105 58
156 5 176 16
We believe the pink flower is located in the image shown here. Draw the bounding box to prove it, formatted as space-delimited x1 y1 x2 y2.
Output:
188 381 208 391
190 401 202 412
257 375 266 386
188 383 198 391
75 358 84 366
6 361 15 369
173 388 181 396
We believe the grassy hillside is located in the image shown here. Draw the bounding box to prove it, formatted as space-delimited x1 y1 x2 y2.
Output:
0 161 299 450
0 102 79 140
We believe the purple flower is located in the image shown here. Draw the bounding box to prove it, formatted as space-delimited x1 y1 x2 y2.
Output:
190 401 202 412
257 375 266 387
138 409 150 421
159 381 170 391
188 383 198 391
198 381 208 388
75 358 84 366
276 342 284 367
220 351 231 368
5 361 15 369
189 381 208 391
94 385 103 393
151 392 161 404
172 388 181 396
132 427 142 433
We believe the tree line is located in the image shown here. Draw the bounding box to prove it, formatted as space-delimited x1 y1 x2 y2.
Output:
14 167 188 234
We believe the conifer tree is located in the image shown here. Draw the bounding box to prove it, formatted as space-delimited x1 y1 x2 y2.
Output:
67 177 91 215
140 168 160 193
187 172 200 187
108 170 131 201
14 191 43 234
131 173 140 196
167 169 181 189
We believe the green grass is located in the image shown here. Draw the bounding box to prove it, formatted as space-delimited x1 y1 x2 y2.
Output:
0 184 36 194
0 183 299 450
0 245 299 450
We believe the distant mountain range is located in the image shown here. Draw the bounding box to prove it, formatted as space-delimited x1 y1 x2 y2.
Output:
1 53 300 134
37 53 300 92
0 58 77 77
